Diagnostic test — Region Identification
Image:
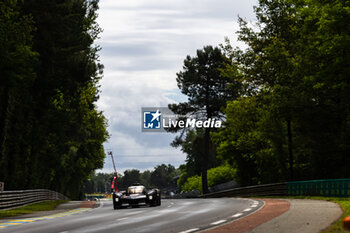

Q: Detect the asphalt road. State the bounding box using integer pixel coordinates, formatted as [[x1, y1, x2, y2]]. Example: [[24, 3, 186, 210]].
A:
[[0, 198, 262, 233]]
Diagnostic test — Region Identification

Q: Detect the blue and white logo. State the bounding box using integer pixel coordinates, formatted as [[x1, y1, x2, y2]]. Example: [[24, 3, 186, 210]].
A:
[[141, 107, 222, 132], [143, 109, 162, 129]]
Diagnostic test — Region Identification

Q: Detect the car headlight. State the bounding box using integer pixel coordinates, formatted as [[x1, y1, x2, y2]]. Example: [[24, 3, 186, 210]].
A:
[[115, 198, 119, 202], [148, 196, 153, 200]]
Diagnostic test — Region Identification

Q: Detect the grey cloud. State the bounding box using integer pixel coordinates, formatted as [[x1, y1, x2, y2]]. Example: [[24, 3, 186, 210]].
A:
[[101, 43, 157, 57]]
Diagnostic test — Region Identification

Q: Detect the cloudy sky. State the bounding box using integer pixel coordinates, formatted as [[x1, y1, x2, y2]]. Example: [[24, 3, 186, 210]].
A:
[[95, 0, 258, 173]]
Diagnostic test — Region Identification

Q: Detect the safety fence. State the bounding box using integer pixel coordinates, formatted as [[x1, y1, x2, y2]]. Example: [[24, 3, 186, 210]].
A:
[[203, 182, 287, 198], [0, 189, 68, 210], [202, 178, 350, 198], [288, 179, 350, 197]]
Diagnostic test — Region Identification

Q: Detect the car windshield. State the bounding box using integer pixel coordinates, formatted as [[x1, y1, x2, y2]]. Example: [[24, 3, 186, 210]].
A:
[[128, 186, 145, 194]]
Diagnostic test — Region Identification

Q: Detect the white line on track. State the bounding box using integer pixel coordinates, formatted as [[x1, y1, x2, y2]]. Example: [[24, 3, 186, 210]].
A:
[[179, 228, 199, 233], [243, 208, 252, 212], [125, 211, 145, 216], [251, 204, 258, 208], [167, 202, 175, 208], [116, 217, 128, 221], [210, 220, 227, 225], [232, 213, 243, 218]]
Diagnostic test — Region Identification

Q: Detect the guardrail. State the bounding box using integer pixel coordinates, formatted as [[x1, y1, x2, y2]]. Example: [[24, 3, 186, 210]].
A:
[[164, 190, 202, 199], [288, 179, 350, 197], [0, 189, 69, 210], [202, 178, 350, 198], [202, 183, 287, 198]]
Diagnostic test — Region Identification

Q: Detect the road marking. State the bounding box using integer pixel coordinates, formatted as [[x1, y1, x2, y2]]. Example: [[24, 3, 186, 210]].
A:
[[179, 228, 199, 233], [9, 219, 35, 222], [168, 202, 175, 208], [232, 213, 243, 218], [243, 208, 252, 212], [117, 217, 128, 221], [253, 201, 259, 205], [0, 223, 22, 225], [0, 208, 92, 229], [125, 210, 145, 216], [251, 204, 258, 208], [210, 220, 227, 225]]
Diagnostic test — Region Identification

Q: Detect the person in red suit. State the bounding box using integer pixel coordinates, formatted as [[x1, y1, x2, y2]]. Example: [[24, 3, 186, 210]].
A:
[[111, 176, 118, 192]]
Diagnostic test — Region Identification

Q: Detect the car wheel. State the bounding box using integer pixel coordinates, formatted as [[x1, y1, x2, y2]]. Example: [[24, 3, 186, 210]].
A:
[[113, 195, 121, 210], [113, 200, 122, 210]]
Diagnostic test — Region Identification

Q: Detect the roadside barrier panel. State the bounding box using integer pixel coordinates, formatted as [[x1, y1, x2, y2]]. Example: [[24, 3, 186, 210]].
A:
[[0, 189, 68, 210], [202, 183, 287, 198], [287, 179, 350, 197], [202, 179, 350, 198]]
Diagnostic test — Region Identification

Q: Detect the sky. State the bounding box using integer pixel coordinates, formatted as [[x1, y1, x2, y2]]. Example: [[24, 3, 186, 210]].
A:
[[95, 0, 258, 174]]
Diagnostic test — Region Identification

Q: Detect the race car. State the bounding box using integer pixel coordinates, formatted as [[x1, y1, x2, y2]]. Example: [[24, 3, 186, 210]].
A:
[[112, 183, 161, 209]]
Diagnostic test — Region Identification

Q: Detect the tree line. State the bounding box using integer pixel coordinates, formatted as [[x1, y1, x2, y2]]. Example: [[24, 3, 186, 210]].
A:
[[84, 164, 177, 193], [171, 0, 350, 193], [0, 0, 108, 199]]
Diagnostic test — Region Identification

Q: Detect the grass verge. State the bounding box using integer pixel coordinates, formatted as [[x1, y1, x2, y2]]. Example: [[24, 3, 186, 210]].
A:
[[0, 200, 68, 219], [248, 196, 350, 233], [302, 197, 350, 233]]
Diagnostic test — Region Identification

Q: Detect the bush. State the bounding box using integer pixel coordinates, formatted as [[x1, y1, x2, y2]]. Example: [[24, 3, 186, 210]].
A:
[[207, 164, 236, 186], [177, 171, 189, 188], [182, 175, 201, 192], [181, 164, 237, 192]]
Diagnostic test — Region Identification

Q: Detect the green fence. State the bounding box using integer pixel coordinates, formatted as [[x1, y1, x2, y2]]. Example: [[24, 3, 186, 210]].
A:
[[287, 179, 350, 197]]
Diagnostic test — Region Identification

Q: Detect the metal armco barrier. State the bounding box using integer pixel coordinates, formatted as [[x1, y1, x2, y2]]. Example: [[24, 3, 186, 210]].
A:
[[287, 179, 350, 197], [0, 189, 69, 210], [202, 178, 350, 198], [202, 183, 287, 198]]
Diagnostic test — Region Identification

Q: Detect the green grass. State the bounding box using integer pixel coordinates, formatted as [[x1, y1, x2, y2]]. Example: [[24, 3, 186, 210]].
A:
[[248, 196, 350, 233], [0, 200, 68, 219], [314, 197, 350, 233]]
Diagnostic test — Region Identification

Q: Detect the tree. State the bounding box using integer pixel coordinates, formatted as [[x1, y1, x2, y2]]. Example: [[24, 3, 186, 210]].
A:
[[120, 169, 141, 188], [214, 0, 350, 185], [169, 45, 241, 193], [150, 164, 176, 188], [178, 129, 220, 184], [140, 170, 151, 187], [0, 0, 38, 188], [0, 0, 108, 199], [213, 95, 289, 185]]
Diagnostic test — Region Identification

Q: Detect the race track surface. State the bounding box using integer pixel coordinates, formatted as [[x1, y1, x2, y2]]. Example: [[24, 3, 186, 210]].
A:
[[0, 198, 262, 233]]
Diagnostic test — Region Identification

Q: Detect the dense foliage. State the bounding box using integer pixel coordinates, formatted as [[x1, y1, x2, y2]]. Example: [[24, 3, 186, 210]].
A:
[[176, 0, 350, 190], [213, 0, 350, 185], [0, 0, 108, 199], [169, 45, 241, 193], [85, 164, 178, 193], [180, 164, 236, 192]]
